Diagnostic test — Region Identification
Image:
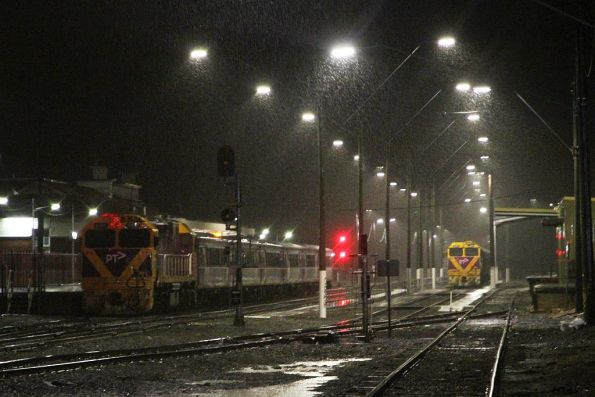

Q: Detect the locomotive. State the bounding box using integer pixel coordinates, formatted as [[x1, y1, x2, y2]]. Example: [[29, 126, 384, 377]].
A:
[[81, 213, 331, 315], [447, 241, 486, 286]]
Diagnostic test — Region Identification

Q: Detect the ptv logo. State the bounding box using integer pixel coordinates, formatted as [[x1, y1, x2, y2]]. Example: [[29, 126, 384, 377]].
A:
[[456, 256, 471, 266], [106, 251, 127, 264]]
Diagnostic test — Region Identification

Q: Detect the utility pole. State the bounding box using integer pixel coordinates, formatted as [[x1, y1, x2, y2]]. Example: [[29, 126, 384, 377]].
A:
[[417, 188, 423, 290], [317, 107, 327, 319], [406, 173, 412, 291], [488, 174, 496, 287], [575, 0, 594, 322], [233, 173, 244, 326], [357, 127, 369, 341], [384, 157, 392, 337]]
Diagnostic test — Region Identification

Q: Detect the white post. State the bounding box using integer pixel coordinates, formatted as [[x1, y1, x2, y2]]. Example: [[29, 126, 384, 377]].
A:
[[417, 268, 423, 290], [407, 268, 412, 292], [319, 270, 327, 318], [431, 267, 436, 289], [71, 204, 75, 286], [490, 267, 496, 288], [506, 267, 510, 283]]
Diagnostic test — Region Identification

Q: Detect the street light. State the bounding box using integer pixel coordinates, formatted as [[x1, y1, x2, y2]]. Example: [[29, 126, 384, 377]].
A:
[[376, 171, 385, 178], [480, 155, 490, 161], [473, 86, 492, 94], [0, 197, 7, 206], [478, 136, 489, 144], [456, 82, 471, 92], [189, 48, 208, 60], [330, 44, 356, 59], [88, 208, 98, 216], [50, 203, 61, 211], [480, 207, 488, 214], [332, 140, 344, 148], [284, 230, 293, 240], [437, 36, 456, 48], [389, 181, 397, 187], [410, 192, 418, 197], [467, 113, 480, 121], [466, 164, 476, 171], [302, 112, 315, 122], [465, 198, 472, 203], [255, 85, 271, 95], [353, 154, 360, 161]]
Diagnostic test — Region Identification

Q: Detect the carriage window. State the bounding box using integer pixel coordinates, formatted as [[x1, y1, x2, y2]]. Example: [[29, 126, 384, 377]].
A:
[[449, 248, 463, 256], [85, 230, 116, 248], [119, 229, 152, 248], [206, 248, 222, 267], [306, 255, 316, 267], [266, 252, 283, 267], [243, 249, 255, 267], [288, 254, 299, 267], [465, 247, 479, 256]]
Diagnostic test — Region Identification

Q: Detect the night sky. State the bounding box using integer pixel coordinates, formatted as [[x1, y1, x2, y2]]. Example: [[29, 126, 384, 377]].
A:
[[1, 1, 592, 267]]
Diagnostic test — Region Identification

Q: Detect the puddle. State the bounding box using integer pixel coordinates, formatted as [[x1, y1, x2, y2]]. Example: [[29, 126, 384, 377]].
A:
[[439, 287, 491, 312], [196, 358, 370, 397]]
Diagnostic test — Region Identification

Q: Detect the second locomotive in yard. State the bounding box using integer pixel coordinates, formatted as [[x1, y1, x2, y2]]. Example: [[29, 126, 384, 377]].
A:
[[447, 240, 488, 286], [81, 213, 329, 315]]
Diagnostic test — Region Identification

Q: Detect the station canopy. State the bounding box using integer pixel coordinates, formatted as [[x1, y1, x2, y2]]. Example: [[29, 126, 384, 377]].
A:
[[494, 207, 559, 226]]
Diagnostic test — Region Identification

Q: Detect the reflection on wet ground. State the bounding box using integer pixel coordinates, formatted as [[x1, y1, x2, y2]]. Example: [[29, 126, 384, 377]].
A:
[[195, 358, 370, 397]]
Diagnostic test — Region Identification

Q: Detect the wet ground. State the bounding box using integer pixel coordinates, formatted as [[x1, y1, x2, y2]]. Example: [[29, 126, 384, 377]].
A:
[[1, 286, 594, 396]]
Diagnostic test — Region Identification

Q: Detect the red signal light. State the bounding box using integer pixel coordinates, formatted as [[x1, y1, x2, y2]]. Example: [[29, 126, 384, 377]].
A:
[[334, 232, 350, 265]]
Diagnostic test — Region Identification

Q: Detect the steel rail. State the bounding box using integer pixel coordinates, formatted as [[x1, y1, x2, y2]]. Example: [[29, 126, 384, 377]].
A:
[[0, 337, 290, 377], [365, 288, 502, 397], [0, 296, 326, 351], [487, 296, 515, 397]]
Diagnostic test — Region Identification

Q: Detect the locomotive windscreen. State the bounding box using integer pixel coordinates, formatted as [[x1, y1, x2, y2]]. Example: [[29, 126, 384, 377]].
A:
[[119, 229, 152, 248], [85, 230, 116, 248], [465, 247, 479, 256], [449, 247, 463, 256]]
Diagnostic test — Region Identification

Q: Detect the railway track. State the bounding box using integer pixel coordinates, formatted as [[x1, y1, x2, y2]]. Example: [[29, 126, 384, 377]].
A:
[[0, 290, 470, 378], [0, 289, 454, 353], [340, 288, 515, 396], [0, 295, 324, 352]]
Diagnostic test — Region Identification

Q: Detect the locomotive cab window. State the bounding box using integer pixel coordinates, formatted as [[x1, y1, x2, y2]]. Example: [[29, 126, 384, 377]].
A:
[[465, 247, 479, 256], [449, 247, 463, 256], [119, 229, 152, 248], [85, 229, 116, 248]]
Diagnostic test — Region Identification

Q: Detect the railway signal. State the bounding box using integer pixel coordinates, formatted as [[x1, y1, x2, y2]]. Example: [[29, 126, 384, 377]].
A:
[[217, 145, 235, 177], [333, 232, 350, 265], [217, 145, 244, 326]]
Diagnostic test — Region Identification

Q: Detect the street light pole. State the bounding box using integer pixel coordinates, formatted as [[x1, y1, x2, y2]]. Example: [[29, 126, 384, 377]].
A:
[[384, 157, 392, 337], [317, 107, 327, 319], [357, 125, 369, 340], [488, 173, 496, 287], [406, 172, 412, 291]]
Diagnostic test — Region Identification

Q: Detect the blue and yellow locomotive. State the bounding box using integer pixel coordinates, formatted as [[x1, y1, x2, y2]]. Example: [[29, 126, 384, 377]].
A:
[[447, 241, 483, 286]]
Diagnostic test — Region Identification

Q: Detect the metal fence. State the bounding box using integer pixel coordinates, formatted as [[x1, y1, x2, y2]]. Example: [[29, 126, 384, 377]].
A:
[[0, 251, 80, 293]]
